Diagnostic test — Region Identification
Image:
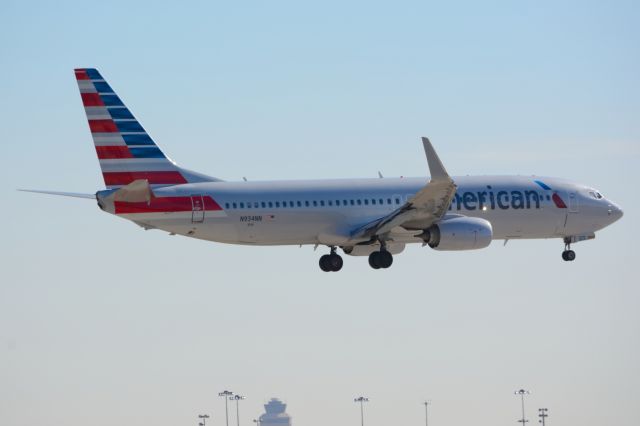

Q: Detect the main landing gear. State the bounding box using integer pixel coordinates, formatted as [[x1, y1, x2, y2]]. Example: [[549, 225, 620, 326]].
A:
[[317, 245, 394, 271], [368, 248, 393, 269], [319, 247, 343, 272], [562, 237, 576, 262]]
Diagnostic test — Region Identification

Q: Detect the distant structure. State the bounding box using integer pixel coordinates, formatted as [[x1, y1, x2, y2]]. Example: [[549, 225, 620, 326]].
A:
[[259, 398, 292, 426]]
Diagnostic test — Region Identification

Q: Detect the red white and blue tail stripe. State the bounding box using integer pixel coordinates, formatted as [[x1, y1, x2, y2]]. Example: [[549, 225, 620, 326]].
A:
[[75, 68, 219, 189]]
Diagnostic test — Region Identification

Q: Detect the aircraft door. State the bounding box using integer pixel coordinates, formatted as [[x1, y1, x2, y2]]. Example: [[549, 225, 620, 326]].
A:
[[191, 195, 205, 223], [560, 191, 579, 233], [568, 192, 579, 213]]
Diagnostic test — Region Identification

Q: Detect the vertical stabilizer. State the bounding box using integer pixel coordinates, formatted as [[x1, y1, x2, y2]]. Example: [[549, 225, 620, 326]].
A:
[[74, 68, 220, 188]]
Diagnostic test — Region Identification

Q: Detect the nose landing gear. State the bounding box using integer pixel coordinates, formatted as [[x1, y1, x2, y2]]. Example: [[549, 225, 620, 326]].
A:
[[319, 247, 343, 272], [562, 237, 576, 261]]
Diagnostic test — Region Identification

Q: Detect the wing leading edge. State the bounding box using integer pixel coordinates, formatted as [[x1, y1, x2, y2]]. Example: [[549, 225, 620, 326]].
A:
[[350, 137, 457, 241]]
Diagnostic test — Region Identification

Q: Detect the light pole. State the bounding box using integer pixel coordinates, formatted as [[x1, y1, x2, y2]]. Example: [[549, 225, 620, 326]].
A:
[[424, 401, 430, 426], [538, 408, 548, 426], [230, 394, 246, 426], [514, 389, 530, 426], [354, 396, 369, 426], [219, 390, 234, 426], [199, 414, 210, 426]]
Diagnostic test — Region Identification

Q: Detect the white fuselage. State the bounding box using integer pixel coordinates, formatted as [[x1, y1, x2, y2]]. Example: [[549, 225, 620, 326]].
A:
[[104, 175, 623, 247]]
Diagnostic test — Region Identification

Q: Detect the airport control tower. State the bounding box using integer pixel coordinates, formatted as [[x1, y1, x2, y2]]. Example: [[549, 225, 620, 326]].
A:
[[259, 398, 291, 426]]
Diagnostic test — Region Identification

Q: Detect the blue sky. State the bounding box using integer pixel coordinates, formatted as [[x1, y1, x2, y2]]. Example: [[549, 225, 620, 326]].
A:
[[1, 1, 639, 426]]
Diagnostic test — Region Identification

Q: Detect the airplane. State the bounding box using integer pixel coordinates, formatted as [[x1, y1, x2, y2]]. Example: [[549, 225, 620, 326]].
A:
[[21, 68, 624, 272]]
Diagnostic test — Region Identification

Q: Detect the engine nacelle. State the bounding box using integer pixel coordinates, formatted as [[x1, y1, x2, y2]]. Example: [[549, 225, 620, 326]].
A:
[[422, 217, 493, 251]]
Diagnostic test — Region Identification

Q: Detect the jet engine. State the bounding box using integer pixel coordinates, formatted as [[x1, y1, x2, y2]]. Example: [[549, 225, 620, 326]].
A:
[[420, 216, 492, 251]]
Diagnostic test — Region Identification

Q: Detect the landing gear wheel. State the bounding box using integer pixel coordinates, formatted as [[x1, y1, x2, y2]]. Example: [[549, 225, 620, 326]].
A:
[[378, 250, 393, 268], [562, 250, 576, 261], [368, 250, 393, 269], [368, 252, 381, 269], [328, 253, 343, 271], [319, 250, 344, 272], [319, 254, 332, 272]]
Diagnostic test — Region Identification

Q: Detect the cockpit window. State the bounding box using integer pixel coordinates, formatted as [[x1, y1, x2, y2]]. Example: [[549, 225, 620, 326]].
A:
[[589, 191, 604, 200]]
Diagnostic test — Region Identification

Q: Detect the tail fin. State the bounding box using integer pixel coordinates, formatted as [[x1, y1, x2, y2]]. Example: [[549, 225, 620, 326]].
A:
[[74, 68, 220, 188]]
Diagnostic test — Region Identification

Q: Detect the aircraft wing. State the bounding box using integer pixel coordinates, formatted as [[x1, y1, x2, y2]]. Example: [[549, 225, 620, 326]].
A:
[[350, 137, 457, 241]]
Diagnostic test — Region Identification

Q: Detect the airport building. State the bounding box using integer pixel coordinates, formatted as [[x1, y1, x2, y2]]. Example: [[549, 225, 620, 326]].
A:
[[259, 398, 291, 426]]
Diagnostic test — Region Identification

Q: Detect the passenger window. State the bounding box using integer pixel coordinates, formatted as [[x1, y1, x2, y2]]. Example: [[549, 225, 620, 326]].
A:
[[240, 202, 245, 208], [395, 198, 400, 204], [387, 198, 391, 204], [320, 200, 325, 207], [328, 200, 333, 206], [254, 202, 259, 208], [357, 199, 362, 205], [364, 199, 369, 205], [343, 200, 348, 205], [305, 200, 310, 207], [246, 203, 250, 209], [350, 200, 355, 205], [225, 202, 230, 209], [313, 200, 317, 207], [371, 199, 376, 205], [336, 200, 340, 206], [297, 201, 302, 207], [268, 202, 273, 208], [261, 202, 266, 208], [379, 198, 383, 205], [232, 202, 237, 209], [276, 202, 280, 208]]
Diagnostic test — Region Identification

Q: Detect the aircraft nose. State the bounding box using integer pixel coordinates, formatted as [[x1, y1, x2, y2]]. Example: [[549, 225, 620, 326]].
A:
[[607, 202, 623, 223]]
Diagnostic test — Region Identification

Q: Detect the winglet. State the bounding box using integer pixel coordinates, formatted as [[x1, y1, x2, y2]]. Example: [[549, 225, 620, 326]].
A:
[[421, 137, 450, 180]]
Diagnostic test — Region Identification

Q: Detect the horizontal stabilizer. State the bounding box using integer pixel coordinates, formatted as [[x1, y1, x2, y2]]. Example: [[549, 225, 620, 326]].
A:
[[18, 189, 96, 199]]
